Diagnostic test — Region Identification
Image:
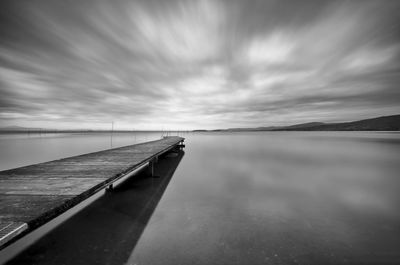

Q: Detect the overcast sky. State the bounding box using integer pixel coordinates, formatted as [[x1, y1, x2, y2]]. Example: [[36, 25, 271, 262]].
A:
[[0, 0, 399, 130]]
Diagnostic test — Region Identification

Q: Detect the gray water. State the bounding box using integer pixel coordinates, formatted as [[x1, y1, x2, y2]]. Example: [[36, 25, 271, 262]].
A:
[[1, 131, 400, 264], [0, 131, 165, 171]]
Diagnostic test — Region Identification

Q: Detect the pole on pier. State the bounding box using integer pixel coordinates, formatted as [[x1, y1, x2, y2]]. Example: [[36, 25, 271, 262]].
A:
[[110, 121, 114, 148]]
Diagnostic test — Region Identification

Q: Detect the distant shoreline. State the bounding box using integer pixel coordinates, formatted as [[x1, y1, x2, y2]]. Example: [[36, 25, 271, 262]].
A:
[[195, 114, 400, 132], [0, 130, 187, 134], [2, 114, 399, 133]]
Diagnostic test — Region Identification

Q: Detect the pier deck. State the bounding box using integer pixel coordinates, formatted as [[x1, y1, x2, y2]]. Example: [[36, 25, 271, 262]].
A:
[[0, 136, 184, 250]]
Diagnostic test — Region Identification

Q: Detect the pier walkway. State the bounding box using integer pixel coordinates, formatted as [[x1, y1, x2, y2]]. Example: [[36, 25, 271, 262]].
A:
[[0, 136, 184, 250]]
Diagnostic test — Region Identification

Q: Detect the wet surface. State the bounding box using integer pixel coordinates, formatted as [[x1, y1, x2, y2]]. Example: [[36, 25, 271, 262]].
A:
[[2, 132, 400, 264]]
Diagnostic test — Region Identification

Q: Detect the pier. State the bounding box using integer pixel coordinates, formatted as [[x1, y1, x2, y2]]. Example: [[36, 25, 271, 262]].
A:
[[0, 136, 184, 250]]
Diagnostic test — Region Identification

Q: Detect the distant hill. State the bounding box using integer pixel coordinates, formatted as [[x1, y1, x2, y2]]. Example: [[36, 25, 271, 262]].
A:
[[206, 114, 400, 132], [282, 122, 325, 130], [278, 115, 400, 131]]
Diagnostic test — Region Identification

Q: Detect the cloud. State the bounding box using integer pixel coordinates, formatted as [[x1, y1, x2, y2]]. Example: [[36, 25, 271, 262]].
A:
[[243, 32, 295, 65], [0, 0, 399, 129], [342, 46, 399, 73], [131, 0, 225, 62]]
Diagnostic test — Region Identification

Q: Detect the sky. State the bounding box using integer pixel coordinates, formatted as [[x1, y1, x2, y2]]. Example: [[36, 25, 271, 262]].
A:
[[0, 0, 399, 130]]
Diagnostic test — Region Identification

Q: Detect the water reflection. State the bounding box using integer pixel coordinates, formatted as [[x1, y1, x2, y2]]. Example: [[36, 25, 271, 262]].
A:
[[5, 150, 184, 265], [2, 132, 400, 264], [127, 132, 400, 265]]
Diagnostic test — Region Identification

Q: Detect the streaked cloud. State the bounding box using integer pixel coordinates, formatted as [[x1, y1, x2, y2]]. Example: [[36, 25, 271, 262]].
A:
[[0, 0, 399, 130], [244, 32, 295, 65], [131, 0, 225, 62], [342, 46, 399, 73]]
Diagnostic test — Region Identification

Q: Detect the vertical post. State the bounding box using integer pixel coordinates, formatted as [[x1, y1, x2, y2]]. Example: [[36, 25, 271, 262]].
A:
[[148, 159, 154, 177], [110, 121, 114, 148], [106, 183, 114, 192]]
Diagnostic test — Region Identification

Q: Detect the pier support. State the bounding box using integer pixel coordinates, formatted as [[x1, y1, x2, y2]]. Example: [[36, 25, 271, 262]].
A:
[[147, 159, 155, 177], [177, 141, 185, 150], [105, 184, 114, 192]]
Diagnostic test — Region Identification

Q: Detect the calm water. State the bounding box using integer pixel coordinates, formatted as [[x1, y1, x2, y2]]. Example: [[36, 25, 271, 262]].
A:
[[0, 132, 165, 171], [1, 132, 400, 264]]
